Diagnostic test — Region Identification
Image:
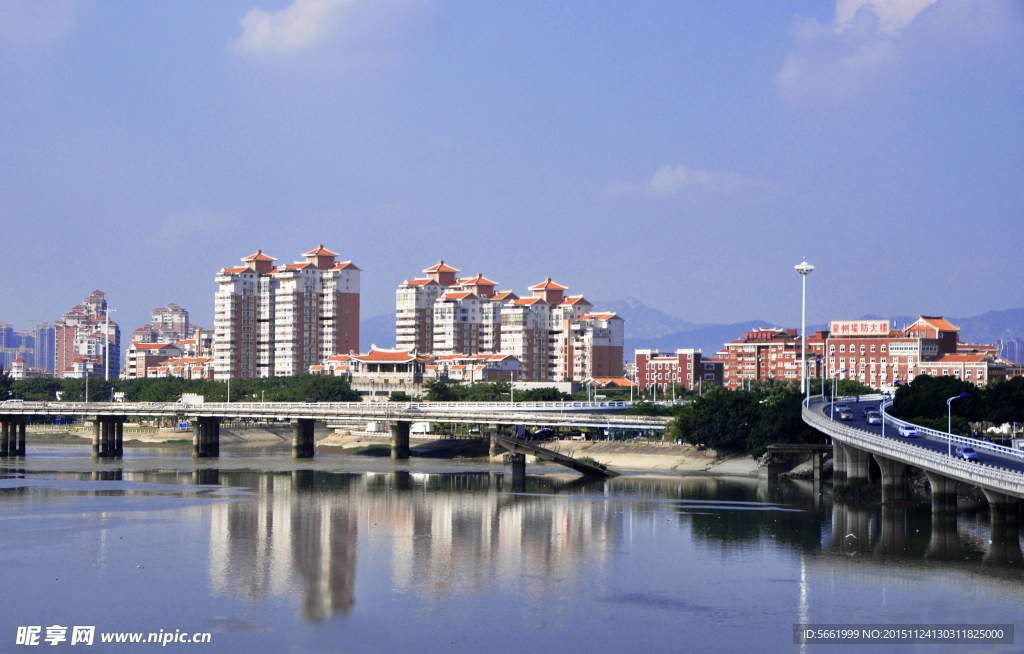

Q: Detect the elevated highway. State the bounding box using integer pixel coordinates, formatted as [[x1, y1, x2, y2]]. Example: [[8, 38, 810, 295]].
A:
[[802, 394, 1024, 545]]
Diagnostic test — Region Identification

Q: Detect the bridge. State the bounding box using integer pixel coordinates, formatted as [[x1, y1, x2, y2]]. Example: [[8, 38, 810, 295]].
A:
[[0, 401, 666, 475], [802, 394, 1024, 545]]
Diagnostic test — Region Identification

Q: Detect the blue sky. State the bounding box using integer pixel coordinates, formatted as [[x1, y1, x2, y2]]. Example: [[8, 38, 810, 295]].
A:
[[1, 0, 1021, 335]]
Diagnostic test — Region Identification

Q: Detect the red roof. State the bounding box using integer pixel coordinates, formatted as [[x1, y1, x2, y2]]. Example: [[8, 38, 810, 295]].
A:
[[560, 295, 591, 306], [219, 267, 247, 274], [402, 278, 440, 287], [511, 297, 546, 306], [583, 312, 620, 321], [423, 260, 459, 274], [242, 249, 276, 262], [332, 261, 360, 271], [131, 343, 179, 351], [491, 291, 518, 301], [303, 244, 338, 257], [278, 262, 317, 271], [354, 348, 418, 363], [528, 277, 568, 291], [907, 316, 960, 333], [441, 291, 476, 301], [459, 273, 498, 286], [933, 354, 989, 363], [12, 357, 25, 364], [593, 377, 637, 388]]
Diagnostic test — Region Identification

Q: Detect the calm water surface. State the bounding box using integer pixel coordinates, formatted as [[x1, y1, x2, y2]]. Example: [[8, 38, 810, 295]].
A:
[[2, 445, 1023, 653]]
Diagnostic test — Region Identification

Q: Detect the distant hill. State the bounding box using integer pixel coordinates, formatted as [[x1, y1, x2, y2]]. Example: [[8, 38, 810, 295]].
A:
[[591, 298, 703, 339], [360, 303, 1024, 363], [359, 313, 395, 352], [948, 308, 1024, 345]]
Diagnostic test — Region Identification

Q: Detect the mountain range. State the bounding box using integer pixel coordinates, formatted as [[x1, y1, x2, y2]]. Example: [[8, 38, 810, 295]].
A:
[[360, 303, 1024, 363]]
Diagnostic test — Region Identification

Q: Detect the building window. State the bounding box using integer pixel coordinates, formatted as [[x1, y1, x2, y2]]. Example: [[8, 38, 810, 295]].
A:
[[871, 345, 876, 353], [840, 345, 845, 353]]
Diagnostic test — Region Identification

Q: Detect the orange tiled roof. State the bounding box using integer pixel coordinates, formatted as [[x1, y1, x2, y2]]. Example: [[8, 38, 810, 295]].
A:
[[933, 353, 989, 363], [560, 295, 591, 306], [528, 277, 568, 291], [511, 297, 546, 306], [593, 377, 637, 388], [278, 262, 317, 271], [242, 249, 276, 262], [459, 273, 498, 286], [423, 260, 459, 274], [220, 267, 247, 274], [583, 312, 620, 321], [303, 244, 338, 257], [907, 315, 960, 333], [440, 291, 476, 301], [491, 291, 518, 301], [402, 278, 440, 287], [332, 261, 360, 271], [131, 343, 178, 351], [354, 348, 417, 363]]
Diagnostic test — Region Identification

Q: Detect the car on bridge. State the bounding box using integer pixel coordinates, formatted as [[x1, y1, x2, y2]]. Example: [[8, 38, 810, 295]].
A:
[[865, 411, 882, 425], [898, 425, 918, 438], [834, 403, 849, 413], [862, 406, 878, 417], [838, 409, 853, 421], [955, 446, 979, 462]]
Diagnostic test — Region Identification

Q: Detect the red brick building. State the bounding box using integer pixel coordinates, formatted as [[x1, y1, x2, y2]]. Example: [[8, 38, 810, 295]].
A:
[[635, 348, 723, 393], [717, 328, 827, 390]]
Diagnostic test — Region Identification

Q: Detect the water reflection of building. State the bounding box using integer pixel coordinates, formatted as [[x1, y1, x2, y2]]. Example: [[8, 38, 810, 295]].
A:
[[208, 472, 359, 622]]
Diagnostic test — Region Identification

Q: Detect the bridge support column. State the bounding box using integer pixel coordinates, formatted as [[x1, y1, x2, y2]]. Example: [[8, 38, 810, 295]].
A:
[[874, 454, 907, 502], [926, 510, 959, 560], [832, 442, 846, 483], [489, 424, 500, 458], [0, 419, 9, 457], [923, 471, 958, 515], [391, 421, 410, 460], [115, 419, 124, 457], [981, 489, 1023, 565], [92, 419, 101, 458], [104, 419, 115, 456], [842, 444, 870, 484], [292, 419, 314, 459], [812, 452, 822, 484], [503, 453, 526, 492], [876, 505, 908, 556], [193, 418, 220, 458]]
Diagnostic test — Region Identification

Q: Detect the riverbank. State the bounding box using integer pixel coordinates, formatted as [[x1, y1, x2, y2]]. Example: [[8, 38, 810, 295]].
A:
[[320, 432, 758, 476]]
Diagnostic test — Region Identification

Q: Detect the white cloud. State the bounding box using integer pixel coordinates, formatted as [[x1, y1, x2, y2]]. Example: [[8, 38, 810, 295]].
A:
[[0, 0, 88, 47], [777, 0, 1019, 103], [606, 165, 772, 199], [834, 0, 938, 35], [231, 0, 356, 56]]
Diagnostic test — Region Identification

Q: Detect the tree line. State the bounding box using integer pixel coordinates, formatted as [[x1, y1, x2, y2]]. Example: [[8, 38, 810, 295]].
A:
[[888, 374, 1024, 435]]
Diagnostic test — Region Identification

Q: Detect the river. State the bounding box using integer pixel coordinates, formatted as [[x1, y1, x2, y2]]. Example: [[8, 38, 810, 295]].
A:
[[1, 445, 1022, 652]]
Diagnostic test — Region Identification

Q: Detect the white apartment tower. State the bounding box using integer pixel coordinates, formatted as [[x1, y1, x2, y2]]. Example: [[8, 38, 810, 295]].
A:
[[214, 246, 360, 379]]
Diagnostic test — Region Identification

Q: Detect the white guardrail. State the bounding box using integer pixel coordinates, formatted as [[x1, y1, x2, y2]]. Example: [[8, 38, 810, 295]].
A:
[[879, 398, 1024, 462], [803, 400, 1024, 491], [2, 400, 631, 412]]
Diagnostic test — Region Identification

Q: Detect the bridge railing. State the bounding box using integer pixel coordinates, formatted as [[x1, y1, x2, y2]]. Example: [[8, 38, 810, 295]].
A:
[[804, 402, 1024, 490], [5, 400, 632, 412], [878, 398, 1024, 461]]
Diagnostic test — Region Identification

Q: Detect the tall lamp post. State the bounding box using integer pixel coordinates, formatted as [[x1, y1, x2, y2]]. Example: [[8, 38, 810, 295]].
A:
[[947, 392, 968, 458], [795, 260, 814, 400], [105, 309, 117, 381]]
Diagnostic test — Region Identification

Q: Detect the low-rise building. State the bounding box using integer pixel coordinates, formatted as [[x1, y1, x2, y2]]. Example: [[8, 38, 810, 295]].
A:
[[637, 348, 724, 393], [126, 342, 184, 379]]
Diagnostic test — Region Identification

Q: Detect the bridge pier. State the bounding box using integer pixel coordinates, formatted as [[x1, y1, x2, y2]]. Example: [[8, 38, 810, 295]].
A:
[[489, 424, 500, 458], [982, 489, 1023, 565], [832, 442, 846, 482], [503, 453, 526, 492], [842, 444, 870, 484], [923, 471, 958, 515], [114, 419, 123, 457], [292, 419, 314, 459], [874, 454, 907, 502], [0, 419, 9, 456], [13, 419, 26, 456], [926, 510, 960, 560], [391, 420, 410, 460], [192, 418, 221, 458], [875, 505, 908, 556], [91, 418, 119, 458]]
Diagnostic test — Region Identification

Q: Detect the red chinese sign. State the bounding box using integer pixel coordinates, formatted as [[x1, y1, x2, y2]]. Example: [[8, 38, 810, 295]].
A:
[[829, 320, 890, 336]]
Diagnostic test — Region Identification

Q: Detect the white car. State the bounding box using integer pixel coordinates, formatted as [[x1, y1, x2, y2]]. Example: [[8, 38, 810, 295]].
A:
[[898, 425, 918, 438], [866, 412, 882, 425]]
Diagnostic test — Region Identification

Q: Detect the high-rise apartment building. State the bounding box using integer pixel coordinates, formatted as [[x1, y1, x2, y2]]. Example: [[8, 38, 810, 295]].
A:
[[213, 245, 360, 379], [395, 264, 624, 383], [54, 291, 120, 378], [0, 321, 55, 373]]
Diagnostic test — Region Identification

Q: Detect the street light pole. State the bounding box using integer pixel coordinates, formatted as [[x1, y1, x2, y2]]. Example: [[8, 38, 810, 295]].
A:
[[831, 370, 846, 421], [947, 392, 968, 458], [795, 260, 814, 400]]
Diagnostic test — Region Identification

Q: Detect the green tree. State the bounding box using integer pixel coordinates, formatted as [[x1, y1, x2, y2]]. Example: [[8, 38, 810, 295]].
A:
[[891, 374, 984, 423], [389, 391, 412, 402], [423, 378, 461, 402], [984, 377, 1024, 426], [669, 387, 762, 452], [746, 387, 826, 457]]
